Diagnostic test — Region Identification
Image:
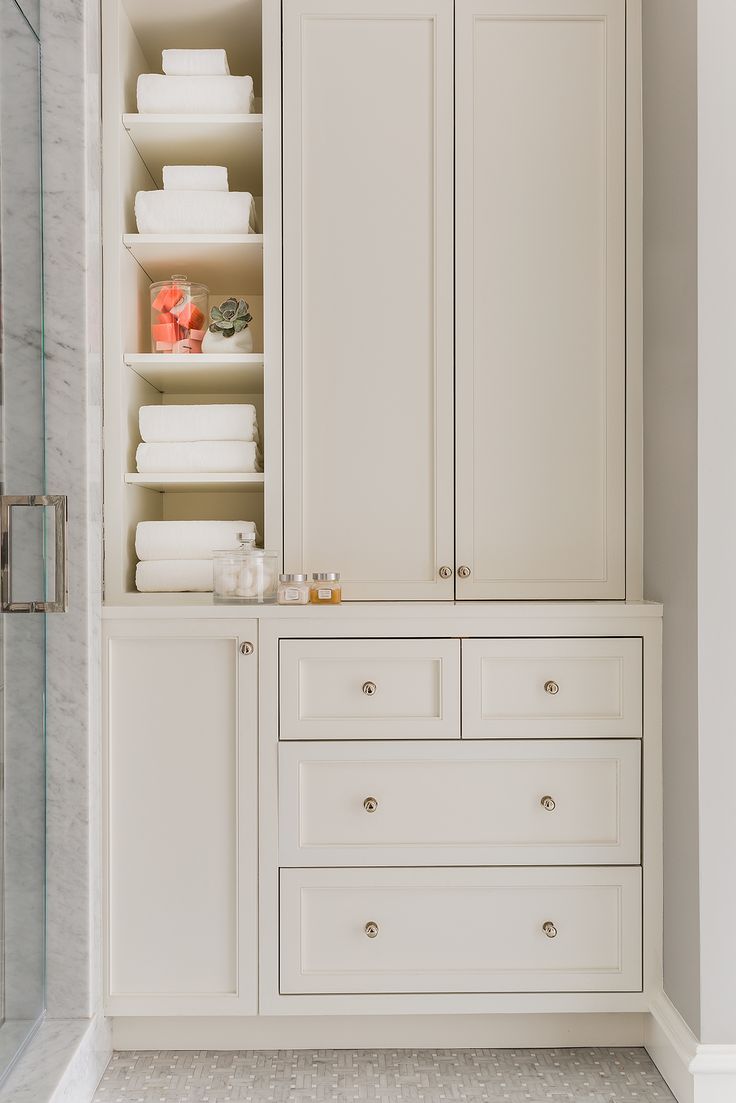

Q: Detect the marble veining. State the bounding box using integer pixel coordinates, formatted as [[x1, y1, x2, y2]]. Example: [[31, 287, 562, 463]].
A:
[[41, 0, 104, 1024]]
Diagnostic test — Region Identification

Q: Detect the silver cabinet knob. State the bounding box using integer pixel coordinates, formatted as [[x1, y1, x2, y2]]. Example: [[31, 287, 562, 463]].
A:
[[240, 641, 254, 656], [364, 921, 379, 938], [362, 681, 377, 696], [438, 565, 452, 579], [363, 796, 379, 813], [541, 795, 556, 811], [542, 921, 558, 939], [457, 565, 471, 579], [544, 680, 559, 695]]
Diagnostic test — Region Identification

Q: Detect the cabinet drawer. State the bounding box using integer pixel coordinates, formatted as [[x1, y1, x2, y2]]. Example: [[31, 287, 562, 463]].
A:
[[279, 639, 461, 740], [278, 739, 640, 866], [280, 867, 642, 994], [462, 638, 642, 738]]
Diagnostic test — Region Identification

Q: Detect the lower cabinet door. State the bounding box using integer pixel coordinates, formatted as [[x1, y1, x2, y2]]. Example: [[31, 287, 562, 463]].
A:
[[280, 867, 642, 994], [104, 619, 258, 1015], [279, 739, 641, 866]]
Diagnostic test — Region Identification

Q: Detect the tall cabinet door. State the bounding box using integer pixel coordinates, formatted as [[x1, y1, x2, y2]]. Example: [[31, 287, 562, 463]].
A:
[[283, 0, 454, 600], [455, 0, 626, 599]]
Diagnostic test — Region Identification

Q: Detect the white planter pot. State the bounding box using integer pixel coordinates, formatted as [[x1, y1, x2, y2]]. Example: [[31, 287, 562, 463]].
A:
[[201, 327, 254, 354]]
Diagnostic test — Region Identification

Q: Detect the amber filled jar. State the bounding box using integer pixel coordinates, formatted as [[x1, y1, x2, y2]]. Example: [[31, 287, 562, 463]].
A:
[[310, 572, 342, 604]]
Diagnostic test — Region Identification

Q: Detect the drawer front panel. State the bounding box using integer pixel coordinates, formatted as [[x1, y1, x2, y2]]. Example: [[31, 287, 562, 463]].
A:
[[462, 638, 642, 738], [279, 740, 641, 866], [280, 867, 642, 994], [279, 639, 461, 740]]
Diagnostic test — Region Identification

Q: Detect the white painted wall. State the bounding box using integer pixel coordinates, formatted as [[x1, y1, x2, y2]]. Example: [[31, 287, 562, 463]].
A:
[[696, 0, 736, 1047], [642, 0, 700, 1037]]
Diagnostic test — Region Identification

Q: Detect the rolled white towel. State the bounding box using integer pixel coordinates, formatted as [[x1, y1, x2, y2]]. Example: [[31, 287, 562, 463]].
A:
[[136, 74, 254, 114], [136, 559, 214, 593], [134, 190, 255, 235], [139, 404, 258, 444], [135, 440, 261, 473], [162, 49, 230, 76], [135, 520, 258, 562], [163, 165, 229, 192]]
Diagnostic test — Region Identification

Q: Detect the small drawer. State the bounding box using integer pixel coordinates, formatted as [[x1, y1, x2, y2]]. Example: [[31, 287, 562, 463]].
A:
[[280, 867, 642, 994], [279, 639, 460, 740], [462, 638, 642, 738], [278, 739, 641, 866]]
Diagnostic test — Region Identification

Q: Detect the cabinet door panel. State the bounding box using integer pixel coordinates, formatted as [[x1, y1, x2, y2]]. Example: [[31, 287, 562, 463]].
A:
[[455, 0, 626, 598], [283, 0, 454, 600], [104, 619, 257, 1015]]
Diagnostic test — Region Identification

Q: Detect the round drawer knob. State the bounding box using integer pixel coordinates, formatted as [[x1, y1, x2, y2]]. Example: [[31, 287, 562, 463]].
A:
[[362, 681, 377, 696], [438, 565, 452, 579], [240, 641, 254, 656], [364, 921, 379, 939], [544, 680, 559, 695], [542, 921, 558, 939], [540, 795, 556, 811], [363, 796, 379, 813], [457, 565, 471, 579]]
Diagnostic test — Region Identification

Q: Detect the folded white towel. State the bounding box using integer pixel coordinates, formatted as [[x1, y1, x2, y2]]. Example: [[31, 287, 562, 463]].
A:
[[139, 404, 258, 444], [162, 49, 230, 77], [135, 440, 261, 473], [135, 520, 258, 562], [136, 559, 214, 593], [163, 165, 229, 192], [136, 74, 254, 114], [134, 190, 255, 235]]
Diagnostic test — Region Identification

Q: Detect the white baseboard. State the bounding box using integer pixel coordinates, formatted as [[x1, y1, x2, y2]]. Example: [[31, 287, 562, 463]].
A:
[[112, 1011, 645, 1051], [646, 991, 736, 1103]]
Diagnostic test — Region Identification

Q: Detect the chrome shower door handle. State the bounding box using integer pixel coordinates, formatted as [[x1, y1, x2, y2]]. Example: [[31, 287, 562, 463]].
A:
[[1, 494, 68, 612]]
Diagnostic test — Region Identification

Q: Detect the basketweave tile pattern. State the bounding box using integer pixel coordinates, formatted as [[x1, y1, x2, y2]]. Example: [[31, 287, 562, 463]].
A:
[[93, 1048, 675, 1102]]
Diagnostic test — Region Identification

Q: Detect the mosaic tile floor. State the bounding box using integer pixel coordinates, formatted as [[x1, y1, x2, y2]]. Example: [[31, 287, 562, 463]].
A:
[[93, 1048, 676, 1102]]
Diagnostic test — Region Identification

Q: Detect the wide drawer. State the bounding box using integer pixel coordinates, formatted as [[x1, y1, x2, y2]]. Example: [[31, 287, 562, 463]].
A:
[[280, 867, 643, 994], [462, 638, 643, 738], [278, 739, 641, 866], [279, 639, 461, 740]]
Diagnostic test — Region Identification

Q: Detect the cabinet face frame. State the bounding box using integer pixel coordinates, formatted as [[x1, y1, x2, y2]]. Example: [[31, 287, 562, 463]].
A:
[[103, 618, 258, 1016], [258, 605, 661, 1016], [281, 0, 455, 601]]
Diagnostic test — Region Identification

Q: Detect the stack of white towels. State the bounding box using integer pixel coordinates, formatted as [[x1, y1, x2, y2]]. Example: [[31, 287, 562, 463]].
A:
[[135, 164, 256, 236], [136, 49, 254, 114], [135, 520, 258, 593], [136, 404, 262, 474]]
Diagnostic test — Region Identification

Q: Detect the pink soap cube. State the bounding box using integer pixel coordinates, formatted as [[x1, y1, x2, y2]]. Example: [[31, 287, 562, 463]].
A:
[[176, 302, 205, 331], [151, 284, 184, 313], [152, 321, 181, 343], [173, 338, 202, 355], [188, 328, 206, 341], [155, 341, 174, 351]]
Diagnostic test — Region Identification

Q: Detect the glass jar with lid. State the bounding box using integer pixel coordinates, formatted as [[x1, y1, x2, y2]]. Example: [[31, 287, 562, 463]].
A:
[[213, 532, 278, 604], [277, 573, 310, 605], [310, 572, 342, 604], [150, 273, 208, 354]]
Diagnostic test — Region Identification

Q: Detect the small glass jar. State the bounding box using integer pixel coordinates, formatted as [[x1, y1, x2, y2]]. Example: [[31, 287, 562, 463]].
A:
[[277, 573, 311, 605], [310, 572, 342, 604], [213, 532, 278, 604], [150, 274, 208, 354]]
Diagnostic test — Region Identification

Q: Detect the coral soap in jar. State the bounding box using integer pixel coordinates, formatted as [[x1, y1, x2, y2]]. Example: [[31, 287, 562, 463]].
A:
[[150, 274, 208, 354], [310, 572, 342, 604]]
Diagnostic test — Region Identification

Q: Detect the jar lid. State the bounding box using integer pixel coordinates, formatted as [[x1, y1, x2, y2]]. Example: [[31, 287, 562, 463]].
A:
[[280, 573, 308, 582], [313, 572, 340, 581]]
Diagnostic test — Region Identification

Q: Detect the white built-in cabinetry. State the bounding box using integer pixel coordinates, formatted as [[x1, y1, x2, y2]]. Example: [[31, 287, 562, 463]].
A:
[[101, 0, 659, 1045], [283, 0, 635, 601]]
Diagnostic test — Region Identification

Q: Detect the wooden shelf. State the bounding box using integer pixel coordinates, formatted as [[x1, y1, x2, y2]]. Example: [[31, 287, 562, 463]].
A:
[[125, 353, 264, 394], [125, 472, 265, 493], [123, 114, 263, 192], [123, 234, 263, 288]]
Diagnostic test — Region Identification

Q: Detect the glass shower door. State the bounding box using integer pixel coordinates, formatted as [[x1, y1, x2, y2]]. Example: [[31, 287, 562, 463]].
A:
[[0, 0, 67, 1082]]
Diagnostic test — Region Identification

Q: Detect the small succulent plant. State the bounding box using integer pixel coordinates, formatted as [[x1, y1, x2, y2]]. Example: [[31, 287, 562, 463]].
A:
[[208, 297, 253, 338]]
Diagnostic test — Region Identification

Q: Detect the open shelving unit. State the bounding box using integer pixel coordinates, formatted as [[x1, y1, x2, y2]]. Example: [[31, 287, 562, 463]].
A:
[[102, 0, 282, 604]]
